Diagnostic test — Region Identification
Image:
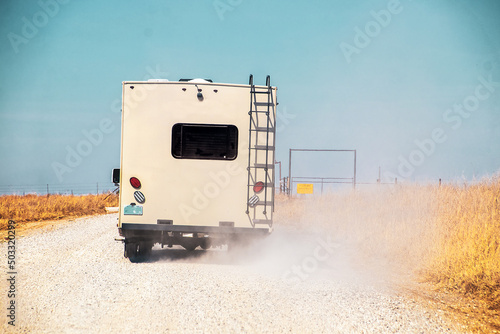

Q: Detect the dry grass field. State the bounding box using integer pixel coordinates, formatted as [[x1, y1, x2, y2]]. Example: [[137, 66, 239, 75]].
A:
[[426, 178, 499, 302], [0, 193, 119, 232], [424, 178, 500, 332]]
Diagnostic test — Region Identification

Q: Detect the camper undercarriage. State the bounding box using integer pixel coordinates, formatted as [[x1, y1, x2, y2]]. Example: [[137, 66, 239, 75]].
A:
[[119, 224, 270, 260]]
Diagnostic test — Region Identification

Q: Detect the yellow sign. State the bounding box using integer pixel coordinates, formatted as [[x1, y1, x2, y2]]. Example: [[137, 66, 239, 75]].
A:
[[297, 183, 313, 194]]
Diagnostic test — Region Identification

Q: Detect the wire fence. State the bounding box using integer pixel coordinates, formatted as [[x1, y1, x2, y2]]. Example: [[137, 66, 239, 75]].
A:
[[277, 176, 399, 195], [0, 177, 442, 196], [0, 182, 118, 196]]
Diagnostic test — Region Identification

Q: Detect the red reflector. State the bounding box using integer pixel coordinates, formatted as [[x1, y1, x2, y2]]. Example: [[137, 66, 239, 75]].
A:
[[253, 181, 265, 193], [130, 177, 141, 189]]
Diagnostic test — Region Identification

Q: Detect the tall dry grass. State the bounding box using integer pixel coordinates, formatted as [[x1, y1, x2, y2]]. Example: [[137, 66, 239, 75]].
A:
[[424, 178, 500, 310], [0, 193, 119, 230]]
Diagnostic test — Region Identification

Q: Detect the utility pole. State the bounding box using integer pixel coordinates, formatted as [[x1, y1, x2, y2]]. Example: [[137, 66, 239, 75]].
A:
[[275, 160, 281, 184], [353, 150, 357, 189], [288, 149, 292, 196]]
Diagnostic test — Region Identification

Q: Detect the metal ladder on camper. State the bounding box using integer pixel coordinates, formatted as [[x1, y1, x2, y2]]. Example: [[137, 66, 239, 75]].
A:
[[246, 75, 276, 227]]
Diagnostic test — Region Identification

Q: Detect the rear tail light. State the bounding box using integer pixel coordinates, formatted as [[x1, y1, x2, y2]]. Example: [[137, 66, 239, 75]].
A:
[[253, 181, 264, 193], [130, 177, 141, 189]]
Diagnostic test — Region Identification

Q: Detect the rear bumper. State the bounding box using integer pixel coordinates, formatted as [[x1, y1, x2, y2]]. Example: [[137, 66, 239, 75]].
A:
[[120, 223, 271, 236], [118, 223, 271, 248]]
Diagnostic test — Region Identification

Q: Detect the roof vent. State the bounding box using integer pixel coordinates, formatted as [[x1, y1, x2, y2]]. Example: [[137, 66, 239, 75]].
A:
[[179, 78, 213, 83]]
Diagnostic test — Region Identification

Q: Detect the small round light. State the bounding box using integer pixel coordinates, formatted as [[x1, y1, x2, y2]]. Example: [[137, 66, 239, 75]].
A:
[[253, 181, 265, 193], [130, 177, 141, 189]]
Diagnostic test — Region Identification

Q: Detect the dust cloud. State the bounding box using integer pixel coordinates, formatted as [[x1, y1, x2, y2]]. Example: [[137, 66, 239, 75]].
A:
[[151, 186, 441, 289]]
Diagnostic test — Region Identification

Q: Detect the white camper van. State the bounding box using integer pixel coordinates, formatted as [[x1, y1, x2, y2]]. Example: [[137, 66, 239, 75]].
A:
[[115, 75, 277, 260]]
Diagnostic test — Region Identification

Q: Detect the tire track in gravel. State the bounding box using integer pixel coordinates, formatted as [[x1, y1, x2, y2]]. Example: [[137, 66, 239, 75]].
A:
[[1, 214, 465, 333]]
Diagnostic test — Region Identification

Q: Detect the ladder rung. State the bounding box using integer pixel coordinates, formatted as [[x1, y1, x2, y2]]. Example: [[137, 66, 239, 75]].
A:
[[252, 201, 273, 206], [252, 91, 270, 94], [250, 110, 270, 114], [253, 145, 274, 150], [254, 102, 275, 107], [253, 164, 274, 169], [253, 219, 272, 224], [253, 127, 275, 131]]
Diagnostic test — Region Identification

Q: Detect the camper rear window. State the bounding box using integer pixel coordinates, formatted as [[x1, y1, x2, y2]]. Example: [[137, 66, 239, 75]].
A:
[[171, 124, 238, 160]]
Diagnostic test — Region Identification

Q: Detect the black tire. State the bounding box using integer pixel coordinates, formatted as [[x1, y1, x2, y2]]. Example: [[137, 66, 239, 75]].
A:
[[199, 239, 211, 250], [182, 244, 198, 251], [138, 242, 153, 257], [125, 242, 139, 259], [125, 242, 153, 262], [180, 239, 199, 251]]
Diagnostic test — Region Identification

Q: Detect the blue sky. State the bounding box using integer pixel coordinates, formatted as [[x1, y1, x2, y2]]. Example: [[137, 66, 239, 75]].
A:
[[1, 0, 499, 192]]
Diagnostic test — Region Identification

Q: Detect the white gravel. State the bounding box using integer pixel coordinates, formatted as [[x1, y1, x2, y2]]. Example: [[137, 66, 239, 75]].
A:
[[1, 214, 465, 333]]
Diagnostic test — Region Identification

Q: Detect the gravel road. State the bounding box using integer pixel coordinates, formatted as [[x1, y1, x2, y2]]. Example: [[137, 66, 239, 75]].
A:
[[1, 214, 464, 333]]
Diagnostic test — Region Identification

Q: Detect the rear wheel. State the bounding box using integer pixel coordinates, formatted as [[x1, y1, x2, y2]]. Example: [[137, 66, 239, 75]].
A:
[[199, 239, 211, 250], [124, 242, 139, 259], [180, 238, 199, 251], [138, 242, 153, 257], [124, 242, 152, 262]]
